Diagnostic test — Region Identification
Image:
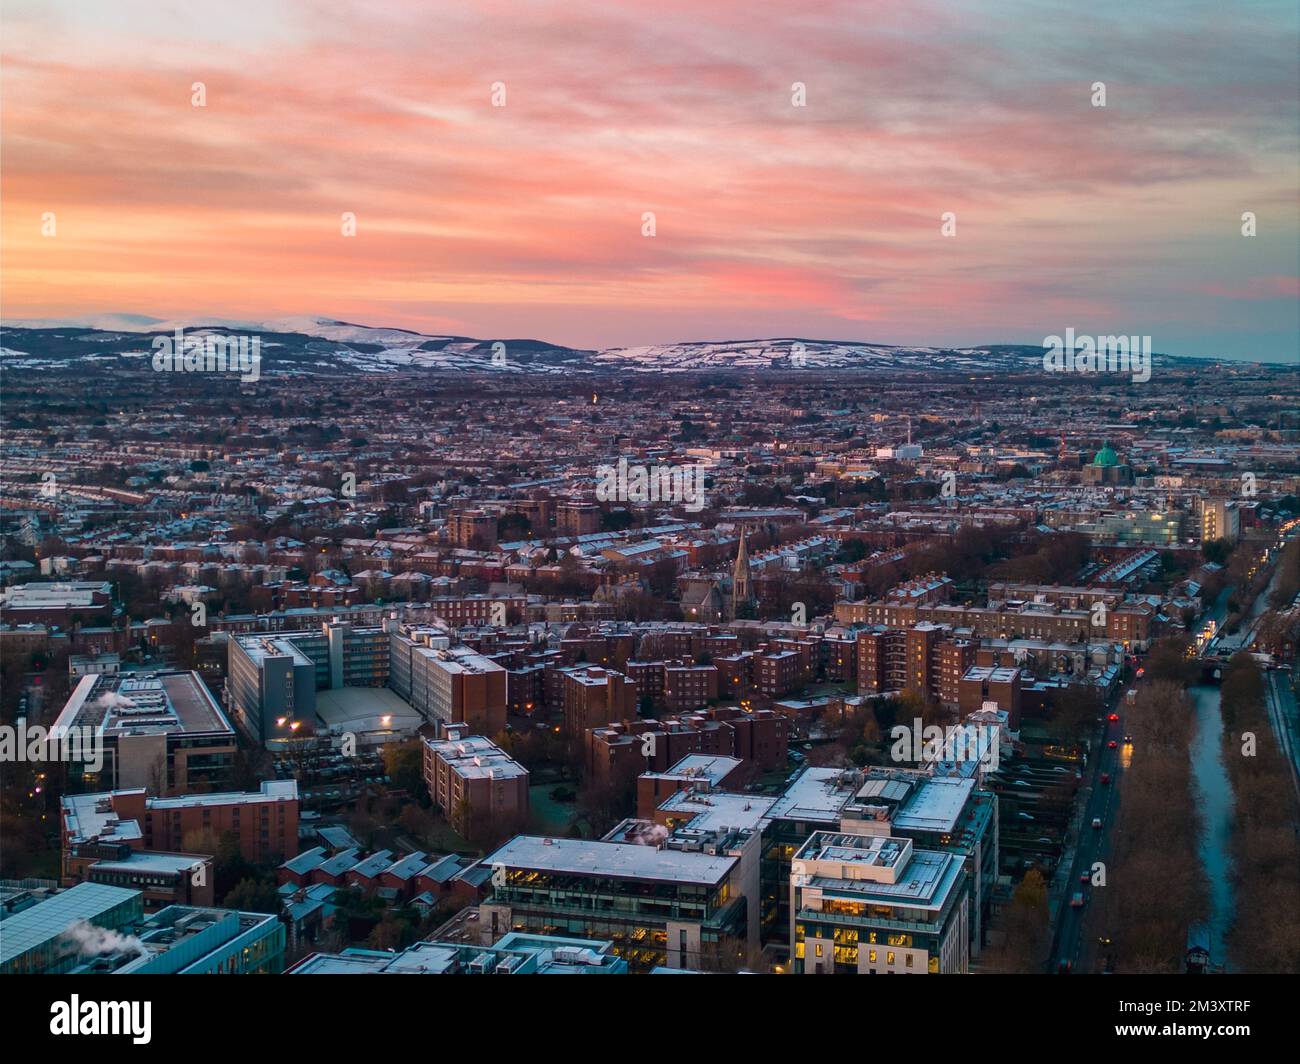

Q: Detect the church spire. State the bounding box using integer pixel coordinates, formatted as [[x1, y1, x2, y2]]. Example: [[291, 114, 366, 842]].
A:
[[731, 529, 754, 617]]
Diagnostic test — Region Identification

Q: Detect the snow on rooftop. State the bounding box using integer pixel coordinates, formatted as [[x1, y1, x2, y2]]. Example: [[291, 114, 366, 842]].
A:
[[486, 835, 737, 886]]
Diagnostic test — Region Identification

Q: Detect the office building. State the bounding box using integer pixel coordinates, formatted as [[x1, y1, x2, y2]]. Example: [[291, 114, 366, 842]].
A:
[[480, 832, 754, 972], [50, 671, 237, 795], [790, 831, 969, 974]]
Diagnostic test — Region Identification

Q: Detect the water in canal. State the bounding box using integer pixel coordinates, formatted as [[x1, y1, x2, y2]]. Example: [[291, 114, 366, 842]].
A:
[[1189, 684, 1235, 970]]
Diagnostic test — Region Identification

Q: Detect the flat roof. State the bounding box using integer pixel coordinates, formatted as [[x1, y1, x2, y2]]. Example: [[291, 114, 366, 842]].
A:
[[52, 671, 234, 739], [425, 735, 528, 781], [652, 754, 743, 785], [149, 779, 297, 810], [766, 767, 856, 823], [486, 835, 737, 886], [314, 686, 423, 733], [893, 776, 976, 834], [0, 882, 140, 966], [92, 852, 205, 875], [657, 791, 776, 833], [799, 832, 963, 910], [61, 791, 146, 845], [232, 633, 315, 667]]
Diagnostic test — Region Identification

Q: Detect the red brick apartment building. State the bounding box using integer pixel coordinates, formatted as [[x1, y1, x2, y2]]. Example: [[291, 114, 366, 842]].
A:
[[958, 666, 1024, 727], [839, 598, 1152, 648], [756, 649, 801, 699], [448, 509, 498, 550], [423, 728, 530, 838], [586, 707, 788, 791], [61, 780, 299, 883], [857, 625, 976, 706], [556, 500, 602, 537], [562, 666, 638, 736]]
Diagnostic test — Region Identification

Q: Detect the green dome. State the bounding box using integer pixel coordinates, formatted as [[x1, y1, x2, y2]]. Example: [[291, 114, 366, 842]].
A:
[[1093, 442, 1119, 467]]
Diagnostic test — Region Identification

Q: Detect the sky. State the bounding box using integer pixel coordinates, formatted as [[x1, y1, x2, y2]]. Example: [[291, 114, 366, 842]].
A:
[[3, 0, 1298, 360]]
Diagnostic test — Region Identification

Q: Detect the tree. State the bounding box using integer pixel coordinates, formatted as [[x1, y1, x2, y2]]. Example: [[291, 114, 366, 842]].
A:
[[382, 739, 426, 799], [984, 868, 1050, 972], [225, 876, 280, 915], [1201, 538, 1231, 565]]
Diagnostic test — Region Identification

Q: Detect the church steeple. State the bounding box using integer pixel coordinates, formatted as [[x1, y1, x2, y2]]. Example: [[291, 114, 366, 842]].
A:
[[731, 529, 754, 618]]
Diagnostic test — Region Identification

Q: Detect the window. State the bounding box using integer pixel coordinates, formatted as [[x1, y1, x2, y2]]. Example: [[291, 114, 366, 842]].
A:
[[814, 943, 823, 958]]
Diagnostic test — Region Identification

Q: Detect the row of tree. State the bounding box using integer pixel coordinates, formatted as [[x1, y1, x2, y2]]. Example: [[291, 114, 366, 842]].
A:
[[1091, 679, 1207, 971], [1219, 653, 1300, 972]]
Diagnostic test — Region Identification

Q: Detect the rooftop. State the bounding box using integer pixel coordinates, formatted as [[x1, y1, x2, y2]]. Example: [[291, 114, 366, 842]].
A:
[[486, 835, 738, 886], [51, 671, 234, 739], [766, 767, 857, 824], [0, 882, 140, 968]]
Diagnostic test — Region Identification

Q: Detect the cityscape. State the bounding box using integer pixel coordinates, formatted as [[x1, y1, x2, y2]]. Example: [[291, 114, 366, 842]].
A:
[[1, 0, 1297, 1044]]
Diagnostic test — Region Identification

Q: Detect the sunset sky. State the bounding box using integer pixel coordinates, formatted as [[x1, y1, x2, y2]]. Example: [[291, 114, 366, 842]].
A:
[[3, 0, 1298, 360]]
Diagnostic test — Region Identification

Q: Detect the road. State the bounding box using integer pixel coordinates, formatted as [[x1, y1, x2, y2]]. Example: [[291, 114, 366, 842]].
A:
[[1050, 708, 1126, 972], [1264, 668, 1300, 801]]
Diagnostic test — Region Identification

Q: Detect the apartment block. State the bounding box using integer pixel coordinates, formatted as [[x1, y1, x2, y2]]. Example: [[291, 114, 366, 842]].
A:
[[61, 780, 300, 880], [423, 728, 530, 839]]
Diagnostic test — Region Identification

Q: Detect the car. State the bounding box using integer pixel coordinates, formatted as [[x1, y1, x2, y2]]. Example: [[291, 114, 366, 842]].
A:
[[1108, 713, 1119, 722], [1100, 772, 1111, 785], [1079, 872, 1091, 885], [1057, 959, 1073, 974], [1091, 817, 1103, 829], [1017, 812, 1034, 820], [1123, 734, 1133, 743], [1107, 740, 1118, 749], [1012, 780, 1031, 787], [1070, 891, 1086, 908]]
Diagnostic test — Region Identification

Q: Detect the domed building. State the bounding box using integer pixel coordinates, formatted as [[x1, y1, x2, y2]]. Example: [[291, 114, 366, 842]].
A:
[[1082, 440, 1133, 485]]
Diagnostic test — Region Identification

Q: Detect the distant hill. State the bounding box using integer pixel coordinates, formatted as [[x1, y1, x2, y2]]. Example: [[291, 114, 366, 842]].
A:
[[0, 316, 1220, 376]]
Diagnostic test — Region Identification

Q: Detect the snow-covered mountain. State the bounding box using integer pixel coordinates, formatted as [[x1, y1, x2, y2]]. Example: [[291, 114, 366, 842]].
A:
[[0, 317, 1205, 375]]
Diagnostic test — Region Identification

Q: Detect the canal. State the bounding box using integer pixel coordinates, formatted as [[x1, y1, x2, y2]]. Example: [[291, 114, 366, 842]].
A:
[[1189, 683, 1234, 971]]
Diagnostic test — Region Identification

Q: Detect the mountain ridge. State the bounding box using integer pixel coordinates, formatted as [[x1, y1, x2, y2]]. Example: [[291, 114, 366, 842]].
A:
[[0, 316, 1233, 375]]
